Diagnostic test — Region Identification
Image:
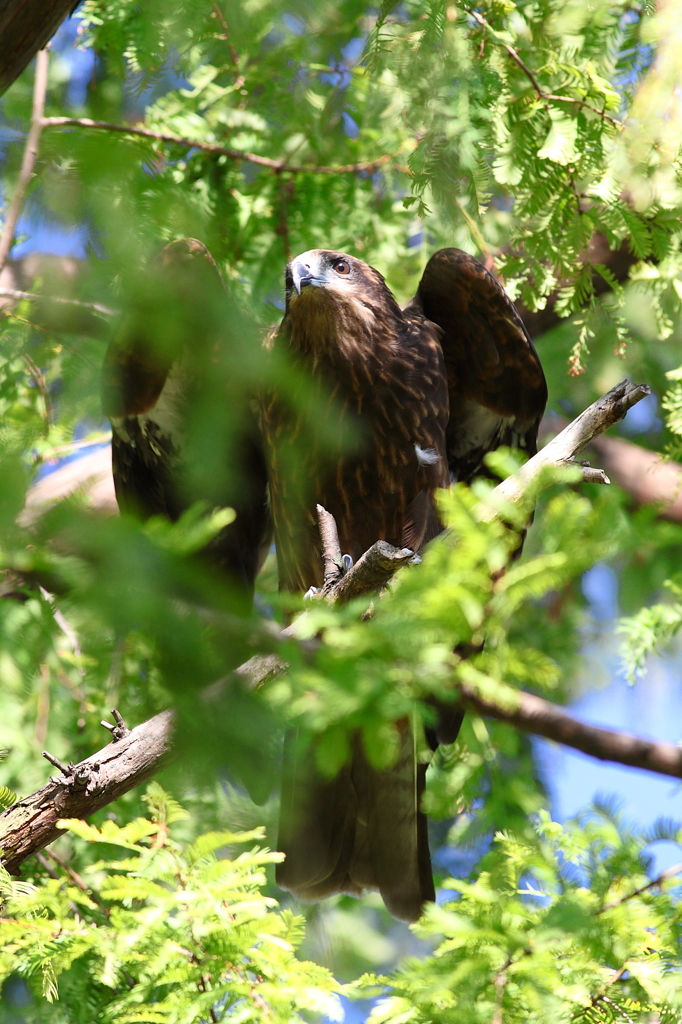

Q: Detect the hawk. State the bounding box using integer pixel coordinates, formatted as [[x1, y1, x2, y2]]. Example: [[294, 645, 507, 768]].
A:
[[263, 247, 547, 922], [102, 239, 271, 598], [102, 239, 546, 923]]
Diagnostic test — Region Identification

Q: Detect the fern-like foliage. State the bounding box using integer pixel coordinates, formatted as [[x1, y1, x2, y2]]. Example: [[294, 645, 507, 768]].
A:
[[0, 786, 341, 1023]]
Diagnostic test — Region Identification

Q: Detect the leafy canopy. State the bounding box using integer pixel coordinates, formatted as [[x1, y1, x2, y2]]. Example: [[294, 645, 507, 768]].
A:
[[2, 0, 682, 1021]]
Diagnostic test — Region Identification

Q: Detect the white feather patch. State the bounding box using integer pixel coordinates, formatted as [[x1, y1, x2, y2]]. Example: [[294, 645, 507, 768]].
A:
[[415, 444, 441, 466]]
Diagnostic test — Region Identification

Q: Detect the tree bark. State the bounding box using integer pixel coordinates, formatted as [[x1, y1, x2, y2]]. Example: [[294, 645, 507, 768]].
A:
[[458, 683, 682, 779], [483, 379, 651, 515], [0, 711, 174, 874]]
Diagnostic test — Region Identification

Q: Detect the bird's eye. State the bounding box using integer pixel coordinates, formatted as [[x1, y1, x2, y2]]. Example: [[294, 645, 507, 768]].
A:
[[333, 259, 351, 276]]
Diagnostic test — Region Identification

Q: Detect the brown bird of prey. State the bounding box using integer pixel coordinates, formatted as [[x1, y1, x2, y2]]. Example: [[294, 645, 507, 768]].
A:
[[263, 247, 547, 922], [102, 239, 270, 597]]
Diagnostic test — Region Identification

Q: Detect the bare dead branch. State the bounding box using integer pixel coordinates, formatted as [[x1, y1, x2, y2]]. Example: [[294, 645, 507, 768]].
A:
[[325, 539, 416, 604], [485, 379, 651, 516], [314, 507, 417, 602], [41, 117, 394, 176], [0, 711, 174, 874], [0, 50, 49, 277], [316, 504, 343, 591]]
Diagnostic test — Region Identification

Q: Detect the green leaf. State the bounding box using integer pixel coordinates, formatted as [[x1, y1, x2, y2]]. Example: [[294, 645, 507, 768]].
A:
[[537, 109, 579, 164]]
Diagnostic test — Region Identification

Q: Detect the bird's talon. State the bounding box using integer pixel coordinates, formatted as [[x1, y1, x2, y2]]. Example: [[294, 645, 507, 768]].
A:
[[304, 586, 323, 600]]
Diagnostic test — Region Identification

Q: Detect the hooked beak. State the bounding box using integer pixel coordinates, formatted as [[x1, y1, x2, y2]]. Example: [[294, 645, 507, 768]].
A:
[[291, 259, 327, 295]]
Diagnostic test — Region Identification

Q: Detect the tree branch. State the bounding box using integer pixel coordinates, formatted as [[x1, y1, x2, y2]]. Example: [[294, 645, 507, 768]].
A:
[[465, 7, 623, 129], [41, 117, 394, 176], [0, 287, 115, 316], [316, 503, 343, 591], [0, 711, 174, 874], [324, 540, 416, 604], [0, 49, 49, 277], [485, 379, 651, 515], [457, 681, 682, 781]]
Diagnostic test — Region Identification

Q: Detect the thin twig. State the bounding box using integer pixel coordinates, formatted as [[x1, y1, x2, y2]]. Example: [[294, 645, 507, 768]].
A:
[[0, 287, 115, 316], [41, 117, 394, 175], [210, 1, 241, 74], [44, 847, 111, 918], [40, 586, 84, 666], [588, 971, 634, 1024], [35, 852, 83, 923], [0, 50, 49, 276], [22, 351, 52, 436], [600, 860, 682, 913], [465, 8, 622, 130], [598, 995, 635, 1024]]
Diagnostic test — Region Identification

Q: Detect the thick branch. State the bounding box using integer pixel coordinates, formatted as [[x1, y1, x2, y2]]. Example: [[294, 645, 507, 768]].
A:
[[458, 683, 682, 780], [42, 117, 393, 176], [325, 540, 416, 604], [315, 505, 416, 603], [0, 711, 174, 874], [487, 378, 651, 513], [0, 50, 49, 276]]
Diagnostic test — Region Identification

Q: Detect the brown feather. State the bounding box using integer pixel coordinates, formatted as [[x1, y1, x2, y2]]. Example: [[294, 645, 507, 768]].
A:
[[263, 249, 448, 920], [104, 238, 271, 595], [408, 247, 547, 484], [266, 247, 547, 921]]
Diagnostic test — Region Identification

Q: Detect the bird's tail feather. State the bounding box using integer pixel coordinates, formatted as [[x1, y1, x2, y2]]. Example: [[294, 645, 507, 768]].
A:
[[276, 721, 434, 923]]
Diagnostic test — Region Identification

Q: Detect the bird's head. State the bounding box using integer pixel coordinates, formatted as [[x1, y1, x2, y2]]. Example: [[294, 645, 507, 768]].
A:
[[284, 249, 402, 352]]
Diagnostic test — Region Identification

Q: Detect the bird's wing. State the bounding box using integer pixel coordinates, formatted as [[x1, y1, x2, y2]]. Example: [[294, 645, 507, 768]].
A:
[[407, 248, 547, 484], [102, 238, 271, 593]]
